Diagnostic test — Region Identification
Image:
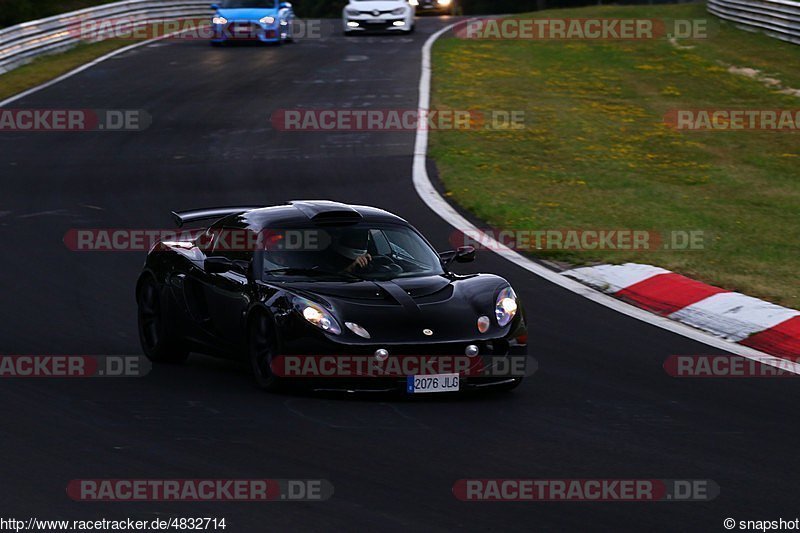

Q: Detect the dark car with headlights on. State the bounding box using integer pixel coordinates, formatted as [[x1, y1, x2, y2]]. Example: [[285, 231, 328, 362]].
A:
[[136, 201, 528, 393], [412, 0, 454, 15]]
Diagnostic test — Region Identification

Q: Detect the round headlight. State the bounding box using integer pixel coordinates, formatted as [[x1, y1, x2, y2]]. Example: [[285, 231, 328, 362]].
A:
[[260, 16, 275, 24], [495, 287, 518, 327], [294, 297, 341, 335], [212, 15, 228, 25]]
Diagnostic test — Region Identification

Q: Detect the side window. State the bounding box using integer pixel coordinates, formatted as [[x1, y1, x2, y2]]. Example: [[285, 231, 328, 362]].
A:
[[369, 229, 392, 256], [210, 226, 256, 262]]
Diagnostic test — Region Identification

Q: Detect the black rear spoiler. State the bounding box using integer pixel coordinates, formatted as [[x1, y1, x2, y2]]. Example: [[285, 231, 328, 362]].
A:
[[171, 206, 264, 228]]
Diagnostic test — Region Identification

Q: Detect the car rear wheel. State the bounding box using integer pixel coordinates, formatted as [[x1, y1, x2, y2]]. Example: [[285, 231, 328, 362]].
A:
[[248, 313, 282, 391], [137, 277, 188, 363]]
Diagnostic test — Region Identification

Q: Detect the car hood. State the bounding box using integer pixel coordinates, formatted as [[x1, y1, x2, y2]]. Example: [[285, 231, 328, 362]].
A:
[[280, 274, 512, 344], [216, 7, 278, 20], [346, 1, 408, 11]]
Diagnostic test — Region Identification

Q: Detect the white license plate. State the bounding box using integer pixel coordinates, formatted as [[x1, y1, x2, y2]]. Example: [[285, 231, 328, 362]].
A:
[[407, 373, 460, 394], [366, 19, 384, 24]]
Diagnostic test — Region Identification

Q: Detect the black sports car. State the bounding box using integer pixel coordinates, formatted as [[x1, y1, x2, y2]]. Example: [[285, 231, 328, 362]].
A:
[[136, 201, 528, 393], [413, 0, 455, 15]]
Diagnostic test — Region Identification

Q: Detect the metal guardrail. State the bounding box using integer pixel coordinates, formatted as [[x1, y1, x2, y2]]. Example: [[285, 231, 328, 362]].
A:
[[0, 0, 212, 74], [708, 0, 800, 45]]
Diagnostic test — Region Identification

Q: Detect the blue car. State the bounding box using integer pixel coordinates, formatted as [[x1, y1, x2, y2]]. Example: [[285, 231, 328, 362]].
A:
[[210, 0, 295, 45]]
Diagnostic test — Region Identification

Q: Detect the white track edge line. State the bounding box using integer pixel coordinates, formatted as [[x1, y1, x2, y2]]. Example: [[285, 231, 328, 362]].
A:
[[412, 21, 800, 375]]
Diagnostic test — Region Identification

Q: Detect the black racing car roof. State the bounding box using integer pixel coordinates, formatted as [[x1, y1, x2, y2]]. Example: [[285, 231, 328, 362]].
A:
[[172, 201, 409, 229], [245, 201, 409, 228]]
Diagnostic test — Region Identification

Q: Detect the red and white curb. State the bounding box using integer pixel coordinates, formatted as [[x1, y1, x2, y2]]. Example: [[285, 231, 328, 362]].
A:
[[564, 263, 800, 359]]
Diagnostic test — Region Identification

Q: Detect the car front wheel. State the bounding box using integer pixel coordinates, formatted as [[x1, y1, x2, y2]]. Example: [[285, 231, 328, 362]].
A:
[[248, 313, 282, 391]]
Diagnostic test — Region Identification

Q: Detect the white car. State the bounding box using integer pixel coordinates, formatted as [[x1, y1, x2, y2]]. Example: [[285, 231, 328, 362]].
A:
[[343, 0, 415, 34]]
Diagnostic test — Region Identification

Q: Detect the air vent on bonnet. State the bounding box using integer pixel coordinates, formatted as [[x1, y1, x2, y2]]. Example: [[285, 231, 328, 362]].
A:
[[290, 201, 363, 224]]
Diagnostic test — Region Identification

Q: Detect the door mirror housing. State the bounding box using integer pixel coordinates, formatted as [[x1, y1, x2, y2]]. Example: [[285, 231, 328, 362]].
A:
[[211, 3, 220, 10], [206, 257, 252, 276], [454, 245, 476, 263], [439, 245, 476, 266]]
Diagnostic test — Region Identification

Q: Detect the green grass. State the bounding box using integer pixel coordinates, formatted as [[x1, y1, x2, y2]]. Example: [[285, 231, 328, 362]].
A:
[[0, 41, 131, 102], [430, 3, 800, 308]]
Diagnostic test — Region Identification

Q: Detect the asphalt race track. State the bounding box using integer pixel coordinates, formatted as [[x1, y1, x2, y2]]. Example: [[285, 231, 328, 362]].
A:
[[1, 17, 799, 531]]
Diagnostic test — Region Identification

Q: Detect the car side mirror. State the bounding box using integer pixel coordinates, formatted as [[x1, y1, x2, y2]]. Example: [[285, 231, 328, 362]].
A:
[[211, 3, 220, 10], [279, 2, 292, 8], [206, 257, 252, 276], [454, 245, 476, 263], [440, 245, 475, 266]]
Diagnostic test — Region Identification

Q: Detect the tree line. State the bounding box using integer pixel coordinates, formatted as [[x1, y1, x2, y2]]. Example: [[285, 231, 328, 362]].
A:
[[1, 0, 680, 29]]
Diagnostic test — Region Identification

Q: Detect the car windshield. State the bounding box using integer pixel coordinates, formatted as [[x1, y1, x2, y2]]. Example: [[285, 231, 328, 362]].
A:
[[220, 0, 278, 8], [261, 223, 445, 281]]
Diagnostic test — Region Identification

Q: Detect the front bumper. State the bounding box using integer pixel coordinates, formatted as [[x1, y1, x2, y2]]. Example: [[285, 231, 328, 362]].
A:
[[344, 17, 410, 32], [211, 21, 281, 43], [278, 335, 529, 393]]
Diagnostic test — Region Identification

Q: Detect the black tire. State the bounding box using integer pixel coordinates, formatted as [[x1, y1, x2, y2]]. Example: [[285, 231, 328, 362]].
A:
[[137, 276, 189, 363], [248, 313, 282, 391]]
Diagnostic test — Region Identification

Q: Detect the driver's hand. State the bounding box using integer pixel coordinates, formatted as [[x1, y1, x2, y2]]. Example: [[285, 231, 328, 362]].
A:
[[346, 254, 372, 272]]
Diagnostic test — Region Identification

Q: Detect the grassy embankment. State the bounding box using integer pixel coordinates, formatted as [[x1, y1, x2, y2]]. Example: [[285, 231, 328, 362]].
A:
[[430, 3, 800, 307]]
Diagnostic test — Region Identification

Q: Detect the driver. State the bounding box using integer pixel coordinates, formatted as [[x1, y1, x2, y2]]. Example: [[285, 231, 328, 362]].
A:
[[329, 228, 372, 273]]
